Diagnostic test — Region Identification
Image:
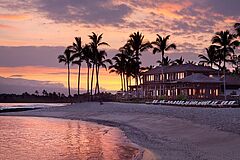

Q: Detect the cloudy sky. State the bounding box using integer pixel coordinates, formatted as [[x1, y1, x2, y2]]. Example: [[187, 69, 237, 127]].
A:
[[0, 0, 239, 94]]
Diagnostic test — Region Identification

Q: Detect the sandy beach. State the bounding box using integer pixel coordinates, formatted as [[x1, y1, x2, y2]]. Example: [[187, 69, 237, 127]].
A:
[[1, 102, 240, 160]]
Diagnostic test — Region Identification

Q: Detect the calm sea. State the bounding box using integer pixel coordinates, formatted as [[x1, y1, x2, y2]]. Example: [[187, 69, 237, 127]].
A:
[[0, 103, 68, 110], [0, 116, 141, 160]]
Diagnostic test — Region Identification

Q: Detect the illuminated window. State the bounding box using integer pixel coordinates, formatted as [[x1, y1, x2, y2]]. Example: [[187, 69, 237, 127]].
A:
[[203, 89, 205, 94], [167, 90, 171, 96], [216, 89, 219, 96], [166, 74, 169, 80], [193, 89, 196, 95], [189, 89, 192, 95]]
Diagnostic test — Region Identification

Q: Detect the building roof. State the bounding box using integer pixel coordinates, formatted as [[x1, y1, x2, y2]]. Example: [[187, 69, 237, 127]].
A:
[[178, 73, 222, 83], [143, 64, 218, 75]]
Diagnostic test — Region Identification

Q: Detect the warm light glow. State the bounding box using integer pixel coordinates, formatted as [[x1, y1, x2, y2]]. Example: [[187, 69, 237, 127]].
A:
[[0, 66, 120, 92]]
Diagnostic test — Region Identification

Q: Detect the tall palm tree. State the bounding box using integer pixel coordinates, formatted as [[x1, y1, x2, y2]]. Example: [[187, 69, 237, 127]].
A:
[[82, 44, 93, 95], [198, 45, 218, 68], [89, 32, 109, 97], [58, 47, 74, 97], [71, 37, 83, 97], [95, 50, 112, 94], [109, 51, 128, 91], [152, 34, 176, 93], [127, 32, 151, 97], [152, 34, 176, 63], [212, 30, 239, 100]]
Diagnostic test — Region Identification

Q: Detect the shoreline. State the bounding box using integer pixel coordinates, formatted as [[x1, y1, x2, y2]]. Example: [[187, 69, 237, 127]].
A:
[[1, 102, 240, 159]]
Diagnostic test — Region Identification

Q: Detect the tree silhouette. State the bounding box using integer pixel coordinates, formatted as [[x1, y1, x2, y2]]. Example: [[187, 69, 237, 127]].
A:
[[152, 34, 176, 64], [88, 32, 109, 97], [157, 56, 172, 66], [126, 32, 151, 97], [58, 47, 74, 97], [71, 37, 83, 97], [95, 50, 112, 94], [82, 44, 93, 96], [198, 45, 218, 68], [211, 30, 239, 100], [109, 52, 127, 91], [173, 56, 184, 65]]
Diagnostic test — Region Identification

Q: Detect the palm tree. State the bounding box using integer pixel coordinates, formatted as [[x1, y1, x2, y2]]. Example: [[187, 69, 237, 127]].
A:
[[71, 37, 83, 97], [152, 34, 176, 63], [109, 52, 128, 91], [89, 32, 109, 97], [157, 56, 172, 66], [127, 32, 151, 97], [198, 45, 218, 68], [173, 56, 184, 65], [58, 47, 74, 97], [95, 50, 112, 94], [212, 30, 239, 100], [82, 44, 93, 95]]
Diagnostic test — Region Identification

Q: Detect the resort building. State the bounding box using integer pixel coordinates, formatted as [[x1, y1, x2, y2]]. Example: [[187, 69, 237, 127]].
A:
[[130, 64, 240, 100]]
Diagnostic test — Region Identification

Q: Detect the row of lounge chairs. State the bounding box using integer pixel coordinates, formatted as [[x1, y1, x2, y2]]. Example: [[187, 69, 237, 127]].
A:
[[146, 100, 239, 107]]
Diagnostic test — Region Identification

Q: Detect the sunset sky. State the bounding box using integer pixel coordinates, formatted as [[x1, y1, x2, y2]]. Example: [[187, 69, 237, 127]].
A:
[[0, 0, 239, 94]]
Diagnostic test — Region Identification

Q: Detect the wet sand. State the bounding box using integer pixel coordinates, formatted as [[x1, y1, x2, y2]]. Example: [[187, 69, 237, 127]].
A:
[[1, 102, 240, 160]]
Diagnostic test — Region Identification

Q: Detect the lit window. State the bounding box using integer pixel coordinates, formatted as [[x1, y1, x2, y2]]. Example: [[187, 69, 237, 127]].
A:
[[167, 90, 171, 96], [189, 89, 192, 95], [203, 89, 205, 94], [216, 89, 219, 96], [166, 74, 169, 80], [193, 89, 196, 95]]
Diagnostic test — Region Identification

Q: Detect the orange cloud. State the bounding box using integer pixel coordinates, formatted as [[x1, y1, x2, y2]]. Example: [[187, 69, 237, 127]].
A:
[[155, 1, 192, 19], [224, 18, 237, 24], [0, 14, 29, 20]]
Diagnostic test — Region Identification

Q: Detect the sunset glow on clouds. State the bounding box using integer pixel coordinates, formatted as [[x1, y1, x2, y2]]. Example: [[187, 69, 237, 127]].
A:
[[0, 0, 239, 94]]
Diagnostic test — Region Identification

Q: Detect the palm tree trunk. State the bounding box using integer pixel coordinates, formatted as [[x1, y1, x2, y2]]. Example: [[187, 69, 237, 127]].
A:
[[223, 48, 226, 100], [95, 64, 98, 95], [126, 76, 129, 92], [94, 64, 100, 95], [97, 65, 100, 94], [90, 64, 95, 97], [77, 64, 81, 96], [120, 73, 123, 91], [123, 73, 126, 92], [136, 50, 139, 98], [67, 63, 71, 97], [87, 63, 90, 94], [135, 76, 138, 97]]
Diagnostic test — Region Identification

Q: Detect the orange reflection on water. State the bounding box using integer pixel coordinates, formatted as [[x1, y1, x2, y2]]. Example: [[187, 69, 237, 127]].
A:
[[0, 116, 140, 160]]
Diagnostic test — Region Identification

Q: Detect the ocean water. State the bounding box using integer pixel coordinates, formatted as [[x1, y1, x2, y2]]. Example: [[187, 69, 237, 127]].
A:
[[0, 103, 67, 110], [0, 116, 141, 160]]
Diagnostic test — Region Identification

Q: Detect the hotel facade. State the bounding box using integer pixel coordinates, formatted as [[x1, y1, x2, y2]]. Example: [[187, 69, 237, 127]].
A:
[[130, 64, 240, 100]]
